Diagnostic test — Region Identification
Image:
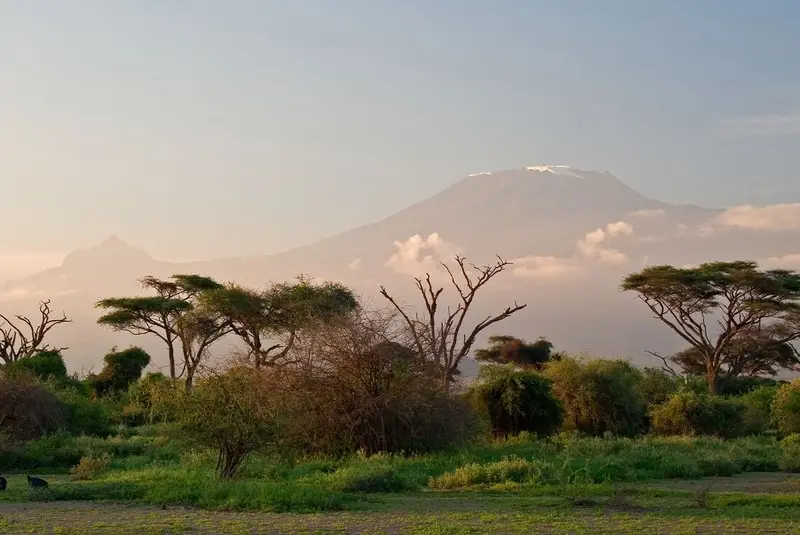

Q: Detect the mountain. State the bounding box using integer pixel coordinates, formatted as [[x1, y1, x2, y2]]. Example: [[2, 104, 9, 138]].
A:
[[3, 165, 800, 373]]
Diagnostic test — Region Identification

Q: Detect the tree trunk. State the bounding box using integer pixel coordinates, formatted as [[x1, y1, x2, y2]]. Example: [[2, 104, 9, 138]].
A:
[[706, 367, 718, 395], [167, 342, 176, 380], [185, 365, 196, 392]]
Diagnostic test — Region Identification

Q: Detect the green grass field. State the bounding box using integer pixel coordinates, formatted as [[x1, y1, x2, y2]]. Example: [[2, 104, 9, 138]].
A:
[[1, 431, 799, 533]]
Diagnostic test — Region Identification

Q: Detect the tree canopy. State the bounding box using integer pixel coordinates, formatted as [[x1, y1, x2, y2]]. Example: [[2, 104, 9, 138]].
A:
[[474, 335, 558, 370], [622, 261, 800, 393]]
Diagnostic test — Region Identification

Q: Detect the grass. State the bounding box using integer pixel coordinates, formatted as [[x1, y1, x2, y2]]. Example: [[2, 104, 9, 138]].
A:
[[1, 429, 799, 532]]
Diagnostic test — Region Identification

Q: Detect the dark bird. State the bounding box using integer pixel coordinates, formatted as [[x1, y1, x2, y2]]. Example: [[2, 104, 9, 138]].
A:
[[27, 475, 48, 488], [0, 476, 6, 491]]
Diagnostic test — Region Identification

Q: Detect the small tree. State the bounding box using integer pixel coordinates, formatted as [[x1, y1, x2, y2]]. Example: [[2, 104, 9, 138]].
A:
[[380, 256, 526, 389], [175, 307, 231, 391], [470, 364, 563, 437], [96, 275, 222, 380], [89, 346, 151, 397], [5, 350, 68, 382], [622, 262, 800, 394], [177, 366, 284, 479], [199, 278, 358, 368], [773, 379, 800, 436], [543, 356, 647, 437], [0, 300, 71, 364], [474, 335, 558, 370]]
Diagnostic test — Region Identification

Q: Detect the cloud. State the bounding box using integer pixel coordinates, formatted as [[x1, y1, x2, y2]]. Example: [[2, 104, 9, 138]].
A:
[[511, 221, 636, 280], [0, 251, 65, 283], [511, 256, 583, 279], [720, 113, 800, 136], [629, 208, 665, 218], [0, 286, 77, 301], [576, 221, 634, 264], [347, 258, 363, 271], [386, 232, 461, 276], [759, 253, 800, 270], [713, 203, 800, 231]]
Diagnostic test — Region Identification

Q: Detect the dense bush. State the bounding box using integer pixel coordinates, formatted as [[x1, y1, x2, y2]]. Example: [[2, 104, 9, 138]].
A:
[[0, 377, 66, 443], [129, 372, 185, 423], [637, 367, 678, 406], [279, 311, 481, 456], [740, 386, 779, 435], [773, 379, 800, 436], [543, 357, 647, 437], [779, 434, 800, 473], [650, 391, 746, 438], [470, 364, 563, 438], [178, 366, 284, 479], [53, 386, 114, 437], [89, 346, 151, 398], [4, 350, 68, 382]]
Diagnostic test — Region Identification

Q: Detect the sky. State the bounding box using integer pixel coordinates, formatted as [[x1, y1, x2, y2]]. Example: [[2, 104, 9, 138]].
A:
[[2, 0, 799, 282]]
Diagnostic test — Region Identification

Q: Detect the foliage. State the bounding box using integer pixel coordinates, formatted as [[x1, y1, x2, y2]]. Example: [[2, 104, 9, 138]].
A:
[[772, 379, 800, 436], [669, 327, 800, 379], [129, 373, 185, 424], [778, 434, 800, 472], [4, 350, 68, 382], [69, 452, 112, 481], [649, 391, 746, 438], [622, 261, 800, 393], [96, 274, 223, 385], [198, 278, 359, 368], [278, 308, 481, 456], [53, 386, 114, 437], [637, 367, 678, 406], [177, 366, 284, 479], [474, 335, 559, 370], [543, 357, 647, 437], [740, 386, 779, 435], [470, 364, 563, 437], [89, 346, 151, 397], [0, 377, 66, 443]]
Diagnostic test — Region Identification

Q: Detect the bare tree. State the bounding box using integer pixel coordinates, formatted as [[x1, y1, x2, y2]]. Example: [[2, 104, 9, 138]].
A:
[[380, 255, 526, 389], [0, 300, 71, 364]]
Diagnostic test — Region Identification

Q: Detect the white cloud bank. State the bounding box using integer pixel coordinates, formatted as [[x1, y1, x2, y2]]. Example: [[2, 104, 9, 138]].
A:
[[386, 233, 461, 276], [712, 203, 800, 231], [513, 221, 635, 280]]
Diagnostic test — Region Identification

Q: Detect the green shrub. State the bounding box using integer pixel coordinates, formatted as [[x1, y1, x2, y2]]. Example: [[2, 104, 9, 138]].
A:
[[89, 346, 151, 398], [54, 387, 114, 437], [779, 434, 800, 473], [428, 455, 557, 489], [543, 357, 647, 437], [70, 452, 112, 481], [650, 391, 746, 438], [740, 386, 779, 435], [326, 464, 410, 493], [638, 367, 678, 406], [470, 364, 563, 437], [6, 351, 68, 382], [773, 379, 800, 436]]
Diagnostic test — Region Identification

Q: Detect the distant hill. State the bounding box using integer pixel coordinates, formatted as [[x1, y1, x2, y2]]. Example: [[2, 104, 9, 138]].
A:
[[3, 165, 799, 373]]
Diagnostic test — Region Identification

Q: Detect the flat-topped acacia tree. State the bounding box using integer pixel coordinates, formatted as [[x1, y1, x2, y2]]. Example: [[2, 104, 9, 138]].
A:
[[622, 261, 800, 394], [96, 274, 223, 385]]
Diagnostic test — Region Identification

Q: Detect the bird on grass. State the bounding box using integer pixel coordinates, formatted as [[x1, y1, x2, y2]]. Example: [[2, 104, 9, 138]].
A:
[[27, 475, 48, 489], [0, 476, 6, 491]]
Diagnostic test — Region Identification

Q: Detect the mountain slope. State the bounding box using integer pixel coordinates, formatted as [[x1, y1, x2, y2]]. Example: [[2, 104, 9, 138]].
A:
[[3, 166, 799, 372]]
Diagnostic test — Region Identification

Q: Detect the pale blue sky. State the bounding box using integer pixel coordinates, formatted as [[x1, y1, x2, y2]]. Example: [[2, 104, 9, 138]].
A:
[[2, 1, 799, 273]]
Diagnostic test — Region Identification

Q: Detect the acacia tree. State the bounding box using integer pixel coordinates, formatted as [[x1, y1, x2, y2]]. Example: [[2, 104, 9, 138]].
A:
[[199, 278, 358, 369], [474, 335, 559, 371], [622, 261, 800, 394], [668, 325, 800, 378], [96, 274, 222, 381], [380, 255, 527, 390], [175, 307, 232, 391], [0, 300, 71, 364]]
